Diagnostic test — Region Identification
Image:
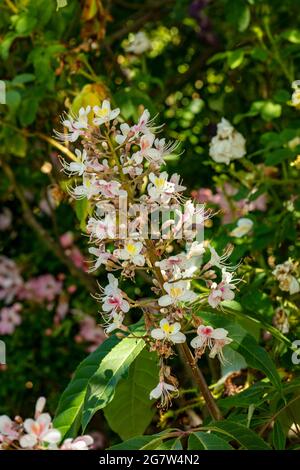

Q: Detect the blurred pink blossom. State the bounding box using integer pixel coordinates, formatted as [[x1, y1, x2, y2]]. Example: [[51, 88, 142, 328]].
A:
[[192, 183, 267, 224], [0, 256, 23, 304], [0, 303, 22, 335], [19, 275, 63, 303], [75, 315, 105, 352], [0, 208, 12, 231]]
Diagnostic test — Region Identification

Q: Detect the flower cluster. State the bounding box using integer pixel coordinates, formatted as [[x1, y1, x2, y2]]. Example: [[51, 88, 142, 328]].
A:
[[0, 397, 93, 450], [209, 118, 246, 165], [56, 101, 239, 407]]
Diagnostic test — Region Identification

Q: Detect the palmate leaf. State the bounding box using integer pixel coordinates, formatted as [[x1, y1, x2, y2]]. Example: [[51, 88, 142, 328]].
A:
[[197, 310, 282, 391], [104, 349, 159, 440], [82, 323, 146, 429], [188, 431, 233, 450], [202, 421, 271, 450]]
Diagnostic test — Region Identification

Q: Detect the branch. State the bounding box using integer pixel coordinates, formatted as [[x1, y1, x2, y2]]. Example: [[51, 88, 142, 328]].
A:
[[179, 342, 222, 421]]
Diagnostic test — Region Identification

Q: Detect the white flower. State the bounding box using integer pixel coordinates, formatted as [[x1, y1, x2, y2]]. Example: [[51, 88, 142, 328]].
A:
[[191, 325, 232, 362], [126, 31, 151, 55], [230, 218, 253, 238], [60, 435, 94, 450], [55, 106, 91, 142], [273, 260, 300, 295], [19, 414, 61, 448], [87, 214, 116, 241], [93, 100, 120, 126], [0, 415, 19, 441], [291, 80, 300, 107], [71, 176, 99, 200], [114, 241, 145, 266], [115, 123, 131, 145], [151, 319, 186, 343], [155, 254, 187, 272], [60, 149, 87, 176], [208, 270, 236, 308], [98, 180, 122, 198], [186, 241, 205, 258], [207, 244, 234, 271], [149, 381, 178, 407], [101, 274, 130, 314], [132, 109, 153, 135], [147, 172, 175, 203], [209, 118, 246, 164], [146, 137, 179, 164], [88, 246, 111, 271], [105, 312, 125, 334], [158, 280, 197, 306]]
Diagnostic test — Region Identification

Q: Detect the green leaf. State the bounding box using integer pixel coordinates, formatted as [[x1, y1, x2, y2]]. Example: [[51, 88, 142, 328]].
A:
[[57, 0, 68, 10], [265, 148, 295, 166], [19, 98, 39, 127], [218, 382, 272, 409], [12, 74, 35, 85], [75, 198, 89, 231], [202, 421, 271, 450], [272, 421, 286, 450], [53, 334, 119, 440], [108, 435, 158, 450], [82, 324, 146, 430], [8, 133, 27, 158], [238, 5, 251, 32], [155, 438, 183, 450], [282, 29, 300, 44], [188, 432, 233, 450], [15, 14, 37, 35], [104, 349, 159, 440], [227, 49, 245, 69], [6, 90, 21, 111], [241, 290, 273, 317]]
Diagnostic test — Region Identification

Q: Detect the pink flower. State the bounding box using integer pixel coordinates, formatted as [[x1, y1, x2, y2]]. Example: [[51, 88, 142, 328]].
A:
[[0, 304, 22, 335], [0, 416, 19, 441], [60, 435, 94, 450], [191, 324, 232, 361], [208, 270, 236, 308], [19, 275, 63, 303], [0, 256, 23, 304], [59, 232, 74, 248]]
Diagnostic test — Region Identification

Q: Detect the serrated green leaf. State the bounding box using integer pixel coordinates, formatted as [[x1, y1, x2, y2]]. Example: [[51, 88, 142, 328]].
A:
[[188, 431, 233, 450], [82, 324, 146, 429]]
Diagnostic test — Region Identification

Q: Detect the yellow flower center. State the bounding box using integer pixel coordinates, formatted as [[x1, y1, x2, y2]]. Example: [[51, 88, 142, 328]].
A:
[[155, 177, 165, 189], [96, 107, 109, 118], [162, 323, 174, 334], [126, 243, 137, 255], [169, 287, 183, 298]]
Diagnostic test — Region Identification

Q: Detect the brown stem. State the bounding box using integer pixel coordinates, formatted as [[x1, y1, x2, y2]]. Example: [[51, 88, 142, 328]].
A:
[[145, 240, 222, 421], [179, 342, 222, 421], [1, 160, 98, 294]]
